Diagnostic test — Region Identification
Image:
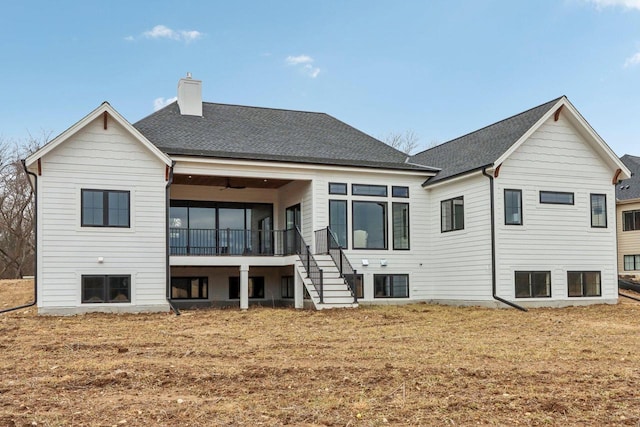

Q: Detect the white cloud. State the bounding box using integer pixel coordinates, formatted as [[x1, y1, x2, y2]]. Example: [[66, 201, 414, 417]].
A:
[[126, 25, 203, 43], [286, 55, 314, 65], [154, 96, 177, 111], [586, 0, 640, 10], [286, 54, 321, 78], [624, 51, 640, 67]]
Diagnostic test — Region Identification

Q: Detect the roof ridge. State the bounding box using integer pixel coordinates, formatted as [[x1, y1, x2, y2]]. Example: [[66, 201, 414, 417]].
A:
[[411, 95, 564, 158], [201, 101, 327, 116]]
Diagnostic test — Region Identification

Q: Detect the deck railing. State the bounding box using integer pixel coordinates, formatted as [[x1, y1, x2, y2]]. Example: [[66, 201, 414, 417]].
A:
[[315, 227, 358, 302], [295, 226, 324, 303], [170, 228, 298, 256]]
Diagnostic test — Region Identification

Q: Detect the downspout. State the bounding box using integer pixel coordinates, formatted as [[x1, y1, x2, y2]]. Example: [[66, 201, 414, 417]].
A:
[[0, 160, 38, 314], [165, 161, 180, 315], [482, 166, 527, 312]]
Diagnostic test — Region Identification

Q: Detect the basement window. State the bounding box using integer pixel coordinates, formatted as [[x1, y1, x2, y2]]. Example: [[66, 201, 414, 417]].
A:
[[374, 274, 409, 298], [567, 271, 601, 297], [229, 277, 265, 299], [82, 275, 130, 303], [515, 271, 551, 298], [171, 277, 208, 299]]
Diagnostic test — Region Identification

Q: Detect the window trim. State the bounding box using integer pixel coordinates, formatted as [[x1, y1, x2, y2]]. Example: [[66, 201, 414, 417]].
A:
[[504, 189, 523, 226], [441, 196, 464, 233], [567, 271, 602, 297], [373, 274, 409, 298], [392, 186, 409, 198], [81, 189, 130, 228], [392, 202, 410, 250], [171, 277, 209, 300], [514, 271, 551, 299], [590, 193, 607, 228], [622, 209, 640, 231], [351, 184, 388, 197], [352, 200, 388, 250], [328, 182, 347, 195], [81, 275, 131, 304], [539, 191, 574, 205]]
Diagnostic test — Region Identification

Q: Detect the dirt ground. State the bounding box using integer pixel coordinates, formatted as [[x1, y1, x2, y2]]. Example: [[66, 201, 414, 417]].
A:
[[1, 280, 639, 426]]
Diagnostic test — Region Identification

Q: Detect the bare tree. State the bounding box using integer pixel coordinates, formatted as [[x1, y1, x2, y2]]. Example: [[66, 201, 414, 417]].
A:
[[0, 134, 47, 279], [381, 130, 420, 155]]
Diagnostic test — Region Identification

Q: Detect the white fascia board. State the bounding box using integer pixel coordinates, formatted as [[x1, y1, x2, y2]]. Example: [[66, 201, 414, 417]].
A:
[[493, 97, 631, 180], [171, 155, 437, 177], [25, 102, 172, 168], [422, 169, 486, 190]]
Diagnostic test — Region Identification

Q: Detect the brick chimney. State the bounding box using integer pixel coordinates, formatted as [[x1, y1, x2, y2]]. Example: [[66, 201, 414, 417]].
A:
[[177, 72, 202, 116]]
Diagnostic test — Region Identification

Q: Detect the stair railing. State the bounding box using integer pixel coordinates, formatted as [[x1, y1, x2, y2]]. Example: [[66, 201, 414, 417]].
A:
[[314, 227, 358, 303], [292, 226, 324, 303]]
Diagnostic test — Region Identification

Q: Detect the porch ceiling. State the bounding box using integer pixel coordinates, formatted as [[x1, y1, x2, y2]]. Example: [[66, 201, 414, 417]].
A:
[[173, 174, 293, 189]]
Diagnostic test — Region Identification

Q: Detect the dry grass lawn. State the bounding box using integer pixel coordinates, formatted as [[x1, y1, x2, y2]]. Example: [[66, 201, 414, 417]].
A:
[[1, 279, 640, 426]]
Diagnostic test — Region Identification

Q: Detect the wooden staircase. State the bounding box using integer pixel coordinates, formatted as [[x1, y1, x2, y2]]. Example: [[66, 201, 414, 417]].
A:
[[295, 254, 358, 309]]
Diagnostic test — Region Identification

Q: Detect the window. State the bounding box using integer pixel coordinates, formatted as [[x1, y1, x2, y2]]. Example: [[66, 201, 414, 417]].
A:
[[392, 203, 410, 250], [539, 191, 574, 205], [352, 201, 387, 249], [281, 276, 294, 299], [504, 189, 522, 225], [515, 271, 551, 298], [568, 271, 601, 297], [171, 277, 208, 299], [352, 184, 387, 197], [329, 200, 348, 248], [348, 274, 364, 299], [329, 182, 347, 195], [623, 210, 640, 231], [81, 190, 130, 227], [624, 255, 640, 271], [229, 276, 265, 299], [392, 186, 409, 198], [374, 274, 409, 298], [441, 196, 464, 232], [81, 275, 130, 303], [590, 194, 607, 228]]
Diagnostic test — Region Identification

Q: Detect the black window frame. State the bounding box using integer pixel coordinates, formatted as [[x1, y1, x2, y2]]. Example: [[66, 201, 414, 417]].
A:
[[373, 274, 409, 298], [504, 189, 523, 226], [329, 199, 348, 249], [441, 196, 464, 232], [590, 194, 607, 228], [392, 186, 409, 198], [352, 200, 388, 250], [622, 210, 640, 231], [81, 189, 130, 228], [81, 275, 131, 304], [328, 182, 348, 195], [392, 202, 410, 250], [281, 276, 294, 299], [229, 276, 265, 299], [539, 191, 574, 205], [624, 255, 640, 271], [352, 184, 388, 197], [567, 271, 601, 297], [514, 271, 551, 298], [171, 277, 209, 300]]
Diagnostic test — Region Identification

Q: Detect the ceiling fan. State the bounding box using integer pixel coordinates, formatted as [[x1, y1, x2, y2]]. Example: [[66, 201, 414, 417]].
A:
[[220, 177, 246, 190]]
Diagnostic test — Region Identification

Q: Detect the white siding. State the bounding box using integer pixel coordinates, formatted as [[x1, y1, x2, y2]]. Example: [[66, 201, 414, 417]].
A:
[[425, 174, 493, 301], [495, 116, 618, 303], [37, 117, 168, 313]]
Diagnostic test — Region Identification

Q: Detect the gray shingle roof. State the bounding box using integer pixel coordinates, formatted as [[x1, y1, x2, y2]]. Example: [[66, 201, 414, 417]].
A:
[[617, 155, 640, 201], [133, 102, 437, 172], [409, 97, 563, 185]]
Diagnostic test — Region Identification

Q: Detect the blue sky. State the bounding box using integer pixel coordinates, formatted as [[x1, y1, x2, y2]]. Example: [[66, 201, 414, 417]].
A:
[[1, 0, 639, 155]]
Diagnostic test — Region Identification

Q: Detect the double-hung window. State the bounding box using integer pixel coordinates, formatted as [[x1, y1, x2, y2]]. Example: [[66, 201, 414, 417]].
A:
[[624, 255, 640, 271], [623, 210, 640, 231], [441, 196, 464, 232], [81, 189, 130, 227]]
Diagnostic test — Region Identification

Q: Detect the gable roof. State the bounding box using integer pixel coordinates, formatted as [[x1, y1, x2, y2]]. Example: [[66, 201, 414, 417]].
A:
[[410, 96, 630, 186], [25, 102, 172, 168], [409, 97, 562, 184], [133, 102, 437, 172], [617, 155, 640, 201]]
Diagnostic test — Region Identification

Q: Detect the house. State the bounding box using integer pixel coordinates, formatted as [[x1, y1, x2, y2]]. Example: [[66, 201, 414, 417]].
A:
[[23, 75, 631, 314], [617, 155, 640, 282]]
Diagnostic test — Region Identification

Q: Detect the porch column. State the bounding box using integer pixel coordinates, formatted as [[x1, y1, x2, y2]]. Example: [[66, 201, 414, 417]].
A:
[[240, 264, 249, 310], [294, 269, 304, 309]]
